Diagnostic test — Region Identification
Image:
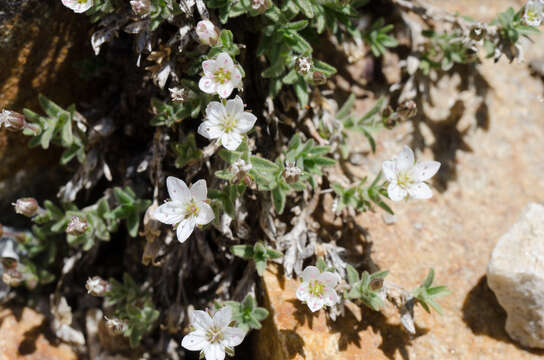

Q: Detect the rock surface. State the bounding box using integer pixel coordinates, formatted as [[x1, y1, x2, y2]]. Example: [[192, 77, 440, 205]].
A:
[[0, 1, 93, 220], [0, 306, 77, 359], [256, 0, 544, 359], [487, 203, 544, 349]]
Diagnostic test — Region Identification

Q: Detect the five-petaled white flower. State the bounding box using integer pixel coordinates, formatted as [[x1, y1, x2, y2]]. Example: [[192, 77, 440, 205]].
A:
[[382, 145, 440, 202], [196, 20, 219, 46], [199, 52, 242, 98], [524, 0, 544, 26], [296, 265, 340, 312], [182, 307, 245, 360], [198, 96, 257, 151], [61, 0, 93, 13], [152, 177, 215, 243]]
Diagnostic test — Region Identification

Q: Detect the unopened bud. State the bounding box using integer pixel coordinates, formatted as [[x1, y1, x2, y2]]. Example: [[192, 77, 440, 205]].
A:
[[251, 0, 270, 13], [369, 277, 384, 291], [295, 57, 313, 74], [1, 241, 19, 269], [312, 71, 327, 85], [196, 20, 219, 46], [13, 198, 39, 217], [105, 317, 128, 335], [283, 160, 302, 184], [396, 100, 417, 120], [0, 110, 26, 132], [469, 22, 486, 41], [66, 216, 88, 236], [2, 268, 23, 287], [130, 0, 150, 15]]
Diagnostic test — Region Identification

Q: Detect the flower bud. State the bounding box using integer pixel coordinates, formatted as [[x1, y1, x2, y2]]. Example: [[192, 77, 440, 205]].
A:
[[369, 277, 384, 291], [169, 87, 186, 103], [283, 160, 302, 184], [312, 71, 327, 85], [469, 22, 486, 42], [251, 0, 270, 13], [196, 20, 219, 46], [2, 268, 23, 287], [1, 241, 19, 269], [0, 110, 26, 132], [104, 317, 128, 335], [130, 0, 150, 16], [396, 100, 417, 120], [295, 57, 313, 75], [66, 216, 88, 236], [13, 197, 39, 217], [85, 276, 111, 297]]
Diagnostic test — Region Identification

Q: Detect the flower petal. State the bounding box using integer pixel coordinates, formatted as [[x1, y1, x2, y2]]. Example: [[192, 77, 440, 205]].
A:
[[394, 145, 415, 172], [190, 310, 213, 331], [410, 161, 440, 182], [235, 112, 257, 133], [223, 326, 245, 347], [322, 287, 340, 307], [387, 182, 408, 202], [203, 343, 225, 360], [181, 330, 207, 351], [176, 217, 196, 243], [301, 266, 320, 282], [306, 296, 325, 312], [220, 132, 243, 151], [230, 67, 242, 88], [198, 122, 223, 140], [296, 282, 310, 302], [213, 306, 232, 330], [318, 271, 339, 288], [407, 182, 433, 200], [225, 96, 244, 116], [216, 52, 234, 69], [190, 180, 208, 201], [202, 59, 217, 77], [196, 202, 215, 225], [167, 176, 190, 202], [199, 76, 217, 94], [217, 83, 234, 99], [381, 160, 396, 181], [152, 201, 184, 225], [205, 101, 226, 123]]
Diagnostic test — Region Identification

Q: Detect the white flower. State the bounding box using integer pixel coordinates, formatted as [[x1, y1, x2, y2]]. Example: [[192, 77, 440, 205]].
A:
[[152, 177, 215, 243], [524, 0, 544, 26], [198, 96, 257, 151], [181, 307, 245, 360], [296, 266, 340, 312], [283, 160, 302, 184], [61, 0, 93, 13], [196, 20, 219, 46], [199, 52, 242, 99], [130, 0, 150, 15], [382, 145, 440, 202], [295, 56, 312, 74]]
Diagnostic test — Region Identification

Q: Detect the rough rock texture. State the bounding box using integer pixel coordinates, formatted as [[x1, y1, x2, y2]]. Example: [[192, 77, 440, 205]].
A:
[[0, 1, 93, 219], [487, 203, 544, 349], [256, 1, 544, 359], [0, 306, 77, 359]]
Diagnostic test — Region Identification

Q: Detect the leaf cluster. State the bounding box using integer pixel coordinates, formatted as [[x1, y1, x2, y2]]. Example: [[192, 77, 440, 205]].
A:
[[231, 242, 282, 276], [223, 294, 269, 332], [344, 264, 389, 311], [412, 268, 450, 314]]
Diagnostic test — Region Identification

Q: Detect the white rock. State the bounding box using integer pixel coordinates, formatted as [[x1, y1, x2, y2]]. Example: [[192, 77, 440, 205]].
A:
[[487, 203, 544, 349]]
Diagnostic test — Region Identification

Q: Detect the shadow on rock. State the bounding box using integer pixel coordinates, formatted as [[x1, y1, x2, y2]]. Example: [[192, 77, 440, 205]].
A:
[[462, 276, 544, 355], [328, 304, 429, 360]]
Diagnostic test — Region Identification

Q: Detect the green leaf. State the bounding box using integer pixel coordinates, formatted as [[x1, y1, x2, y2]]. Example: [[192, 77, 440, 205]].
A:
[[272, 186, 286, 214], [231, 245, 254, 259], [250, 156, 280, 172], [346, 264, 359, 285], [295, 0, 314, 18]]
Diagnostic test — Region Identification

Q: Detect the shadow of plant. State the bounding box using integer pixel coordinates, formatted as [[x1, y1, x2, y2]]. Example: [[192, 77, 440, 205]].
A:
[[462, 276, 544, 356]]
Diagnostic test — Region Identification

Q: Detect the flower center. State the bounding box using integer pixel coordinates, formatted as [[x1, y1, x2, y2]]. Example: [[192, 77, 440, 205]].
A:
[[221, 115, 238, 133], [77, 0, 88, 3], [214, 67, 232, 84], [527, 10, 539, 22], [308, 280, 325, 297], [206, 326, 224, 344], [396, 172, 413, 188], [185, 201, 200, 218]]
